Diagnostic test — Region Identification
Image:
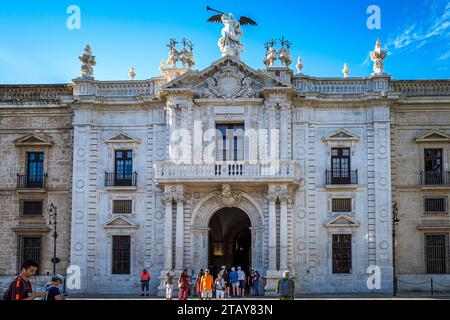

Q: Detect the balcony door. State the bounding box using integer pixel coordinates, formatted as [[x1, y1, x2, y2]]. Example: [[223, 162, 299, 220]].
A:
[[331, 148, 351, 184], [424, 149, 443, 184], [216, 123, 245, 162], [27, 152, 44, 188], [115, 150, 133, 186]]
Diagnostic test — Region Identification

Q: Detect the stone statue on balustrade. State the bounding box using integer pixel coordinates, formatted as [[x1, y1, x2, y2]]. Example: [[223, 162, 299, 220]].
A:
[[263, 37, 293, 68], [370, 38, 387, 75]]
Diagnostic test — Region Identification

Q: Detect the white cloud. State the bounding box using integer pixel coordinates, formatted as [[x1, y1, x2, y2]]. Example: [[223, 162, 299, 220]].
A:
[[386, 1, 450, 61]]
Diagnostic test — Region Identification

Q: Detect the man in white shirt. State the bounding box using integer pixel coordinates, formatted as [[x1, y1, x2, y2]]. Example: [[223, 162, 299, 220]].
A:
[[237, 266, 246, 297]]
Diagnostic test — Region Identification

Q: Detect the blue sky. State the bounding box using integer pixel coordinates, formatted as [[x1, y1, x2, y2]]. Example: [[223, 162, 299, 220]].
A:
[[0, 0, 449, 83]]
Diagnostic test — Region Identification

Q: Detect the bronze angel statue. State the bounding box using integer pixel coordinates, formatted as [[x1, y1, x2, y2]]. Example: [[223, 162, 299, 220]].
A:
[[206, 6, 257, 58]]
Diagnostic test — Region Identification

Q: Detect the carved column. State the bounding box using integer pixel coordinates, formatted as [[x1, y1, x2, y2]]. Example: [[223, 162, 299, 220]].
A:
[[269, 104, 280, 160], [279, 194, 289, 270], [162, 194, 173, 270], [268, 194, 277, 271], [280, 106, 288, 160], [175, 193, 185, 270], [166, 103, 179, 161]]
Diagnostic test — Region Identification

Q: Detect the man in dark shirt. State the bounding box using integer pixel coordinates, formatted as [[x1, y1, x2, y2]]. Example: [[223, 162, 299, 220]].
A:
[[5, 260, 45, 300], [45, 276, 65, 301]]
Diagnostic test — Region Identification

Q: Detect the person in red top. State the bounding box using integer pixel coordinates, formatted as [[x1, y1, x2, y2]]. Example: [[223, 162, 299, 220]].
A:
[[178, 269, 190, 300], [140, 269, 151, 297], [4, 260, 45, 300]]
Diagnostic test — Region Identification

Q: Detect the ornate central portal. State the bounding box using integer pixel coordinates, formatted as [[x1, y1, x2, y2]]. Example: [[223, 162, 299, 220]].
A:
[[208, 207, 251, 276]]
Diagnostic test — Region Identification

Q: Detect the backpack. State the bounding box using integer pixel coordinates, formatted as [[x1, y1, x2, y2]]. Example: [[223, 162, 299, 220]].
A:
[[3, 277, 21, 300]]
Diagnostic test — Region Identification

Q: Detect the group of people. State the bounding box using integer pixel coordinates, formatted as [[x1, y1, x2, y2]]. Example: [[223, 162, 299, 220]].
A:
[[3, 260, 65, 300], [163, 266, 263, 300]]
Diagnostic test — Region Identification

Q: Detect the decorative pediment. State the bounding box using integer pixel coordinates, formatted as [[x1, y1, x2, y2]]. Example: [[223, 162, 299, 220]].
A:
[[14, 134, 53, 147], [415, 130, 450, 143], [104, 132, 141, 144], [322, 129, 360, 143], [161, 56, 291, 99], [324, 215, 360, 228], [104, 216, 139, 229]]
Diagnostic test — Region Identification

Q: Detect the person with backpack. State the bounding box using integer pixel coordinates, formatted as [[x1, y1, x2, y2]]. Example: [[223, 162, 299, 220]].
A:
[[276, 270, 295, 300], [44, 276, 65, 301], [3, 260, 45, 300]]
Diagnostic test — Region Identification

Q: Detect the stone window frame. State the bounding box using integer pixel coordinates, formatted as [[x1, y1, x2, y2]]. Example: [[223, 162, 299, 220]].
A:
[[19, 197, 47, 218], [326, 230, 358, 276], [417, 143, 448, 174], [108, 195, 137, 218], [422, 195, 449, 216], [104, 132, 142, 188], [322, 132, 360, 180], [423, 233, 450, 275], [327, 193, 356, 217], [14, 233, 48, 275], [105, 231, 137, 277]]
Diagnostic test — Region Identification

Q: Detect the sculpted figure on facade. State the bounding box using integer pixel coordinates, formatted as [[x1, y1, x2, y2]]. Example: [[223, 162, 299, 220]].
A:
[[263, 38, 292, 68], [215, 184, 242, 208], [218, 13, 244, 58], [204, 63, 254, 99]]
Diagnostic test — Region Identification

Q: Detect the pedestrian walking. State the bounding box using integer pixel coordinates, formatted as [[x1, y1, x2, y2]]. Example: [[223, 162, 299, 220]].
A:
[[44, 275, 65, 301], [140, 269, 151, 296], [252, 271, 261, 296], [3, 260, 45, 300], [229, 267, 239, 297], [214, 273, 225, 299], [165, 268, 176, 300], [200, 269, 214, 300], [237, 266, 246, 297], [276, 270, 295, 300], [178, 269, 190, 300]]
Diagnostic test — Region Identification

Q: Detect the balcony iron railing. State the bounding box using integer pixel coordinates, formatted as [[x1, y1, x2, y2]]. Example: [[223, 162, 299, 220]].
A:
[[105, 172, 138, 187], [16, 173, 47, 189], [325, 170, 358, 185], [420, 171, 450, 186]]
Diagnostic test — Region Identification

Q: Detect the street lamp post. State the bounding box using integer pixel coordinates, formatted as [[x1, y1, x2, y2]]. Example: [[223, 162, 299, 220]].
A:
[[47, 203, 60, 275], [392, 201, 400, 296]]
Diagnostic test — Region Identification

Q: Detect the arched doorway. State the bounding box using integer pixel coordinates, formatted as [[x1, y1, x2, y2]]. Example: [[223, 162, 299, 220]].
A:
[[208, 207, 251, 277]]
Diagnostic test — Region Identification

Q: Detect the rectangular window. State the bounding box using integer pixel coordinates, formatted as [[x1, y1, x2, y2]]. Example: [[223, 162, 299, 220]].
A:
[[425, 234, 448, 274], [22, 200, 43, 216], [112, 236, 131, 274], [332, 198, 352, 213], [17, 236, 41, 274], [27, 152, 44, 188], [424, 149, 443, 184], [216, 123, 245, 161], [332, 234, 352, 274], [331, 148, 351, 184], [424, 197, 448, 214], [115, 150, 133, 186], [113, 200, 132, 214]]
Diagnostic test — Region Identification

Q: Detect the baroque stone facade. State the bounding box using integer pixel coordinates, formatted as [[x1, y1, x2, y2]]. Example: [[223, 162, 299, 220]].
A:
[[0, 38, 449, 296]]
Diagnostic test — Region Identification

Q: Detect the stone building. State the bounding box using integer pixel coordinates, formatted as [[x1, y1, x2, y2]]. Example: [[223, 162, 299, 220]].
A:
[[0, 85, 73, 291], [391, 82, 450, 291]]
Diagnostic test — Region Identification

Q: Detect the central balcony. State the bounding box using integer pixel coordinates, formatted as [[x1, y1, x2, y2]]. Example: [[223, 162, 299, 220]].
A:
[[154, 160, 301, 185]]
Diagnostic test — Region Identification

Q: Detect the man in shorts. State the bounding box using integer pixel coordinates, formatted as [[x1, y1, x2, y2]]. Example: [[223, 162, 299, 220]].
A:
[[200, 269, 214, 300], [229, 267, 239, 297]]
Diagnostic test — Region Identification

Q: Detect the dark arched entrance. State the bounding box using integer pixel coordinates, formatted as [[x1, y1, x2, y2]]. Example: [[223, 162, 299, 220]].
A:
[[208, 207, 251, 277]]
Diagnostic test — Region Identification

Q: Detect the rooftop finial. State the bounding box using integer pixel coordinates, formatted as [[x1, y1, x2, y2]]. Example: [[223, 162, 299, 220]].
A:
[[370, 38, 387, 76], [129, 65, 136, 80], [79, 44, 96, 79]]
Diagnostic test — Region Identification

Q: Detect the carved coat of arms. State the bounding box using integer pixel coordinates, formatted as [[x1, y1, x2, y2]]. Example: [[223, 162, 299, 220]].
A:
[[215, 184, 242, 208], [205, 64, 254, 99]]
